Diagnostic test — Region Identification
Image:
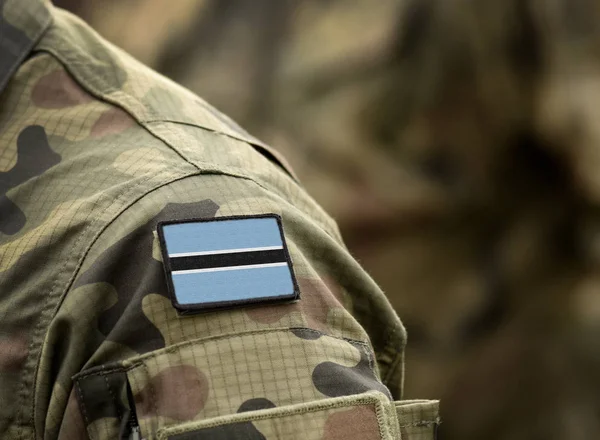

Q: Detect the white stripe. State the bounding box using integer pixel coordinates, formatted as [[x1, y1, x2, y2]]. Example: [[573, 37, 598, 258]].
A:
[[172, 262, 287, 275], [169, 245, 283, 258]]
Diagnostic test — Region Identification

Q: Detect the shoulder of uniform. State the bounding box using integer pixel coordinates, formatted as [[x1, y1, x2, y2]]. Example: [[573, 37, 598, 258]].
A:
[[35, 5, 297, 181]]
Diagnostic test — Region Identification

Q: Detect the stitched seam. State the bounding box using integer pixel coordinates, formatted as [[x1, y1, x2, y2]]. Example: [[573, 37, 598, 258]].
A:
[[238, 176, 342, 245], [37, 34, 296, 182], [19, 182, 148, 432], [125, 327, 370, 370], [365, 342, 375, 373], [147, 118, 298, 181], [33, 45, 201, 172], [74, 379, 93, 440], [373, 401, 388, 439], [383, 347, 404, 384], [382, 337, 406, 398], [399, 419, 440, 428], [73, 327, 371, 382], [161, 396, 385, 435], [23, 168, 196, 435], [102, 368, 121, 421], [145, 362, 158, 435], [13, 45, 332, 238], [0, 2, 52, 96], [347, 340, 388, 387], [289, 327, 370, 347], [37, 39, 295, 182], [74, 366, 126, 381], [20, 29, 336, 434]]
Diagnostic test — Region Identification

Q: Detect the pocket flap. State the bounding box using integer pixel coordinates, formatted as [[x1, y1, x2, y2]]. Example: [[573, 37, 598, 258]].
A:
[[157, 391, 399, 440]]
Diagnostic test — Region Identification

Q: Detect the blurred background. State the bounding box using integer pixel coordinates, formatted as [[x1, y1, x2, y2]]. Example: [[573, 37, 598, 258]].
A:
[[52, 1, 600, 438]]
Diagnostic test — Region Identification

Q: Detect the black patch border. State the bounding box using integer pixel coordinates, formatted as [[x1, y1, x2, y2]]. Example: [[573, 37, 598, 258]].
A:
[[157, 214, 300, 315]]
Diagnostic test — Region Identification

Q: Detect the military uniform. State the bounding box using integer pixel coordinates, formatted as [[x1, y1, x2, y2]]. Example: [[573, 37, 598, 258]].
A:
[[0, 0, 438, 438]]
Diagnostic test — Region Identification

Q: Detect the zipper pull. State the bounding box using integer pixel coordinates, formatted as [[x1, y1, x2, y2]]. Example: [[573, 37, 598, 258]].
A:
[[129, 425, 141, 440]]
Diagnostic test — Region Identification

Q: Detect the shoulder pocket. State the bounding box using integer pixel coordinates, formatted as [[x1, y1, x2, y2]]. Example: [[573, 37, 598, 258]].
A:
[[157, 393, 440, 440], [73, 328, 439, 439], [158, 391, 397, 440], [73, 328, 399, 439]]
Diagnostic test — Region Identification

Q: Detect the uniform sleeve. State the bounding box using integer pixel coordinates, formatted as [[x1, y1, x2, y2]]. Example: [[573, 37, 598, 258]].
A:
[[51, 172, 415, 440]]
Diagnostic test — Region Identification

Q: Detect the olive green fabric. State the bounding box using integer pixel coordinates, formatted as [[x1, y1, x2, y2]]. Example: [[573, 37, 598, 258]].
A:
[[158, 392, 401, 440], [155, 392, 439, 440], [0, 1, 435, 439]]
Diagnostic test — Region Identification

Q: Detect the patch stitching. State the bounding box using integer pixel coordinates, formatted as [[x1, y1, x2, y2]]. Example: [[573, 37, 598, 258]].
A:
[[157, 214, 300, 314]]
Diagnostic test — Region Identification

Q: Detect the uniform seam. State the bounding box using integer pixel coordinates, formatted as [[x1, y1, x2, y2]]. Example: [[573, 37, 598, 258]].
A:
[[23, 168, 196, 436], [398, 419, 440, 428], [0, 1, 52, 95], [124, 327, 371, 370], [158, 395, 387, 436], [74, 380, 92, 440], [29, 49, 340, 244], [373, 400, 391, 439], [35, 14, 295, 182], [72, 327, 371, 381], [74, 366, 126, 381], [382, 345, 404, 392], [381, 326, 407, 398], [102, 367, 122, 421], [18, 166, 351, 435], [20, 25, 353, 433], [145, 362, 159, 434], [19, 189, 130, 433], [145, 119, 299, 183], [27, 49, 339, 244], [347, 340, 392, 401], [14, 14, 339, 436], [32, 46, 201, 174], [237, 177, 343, 245]]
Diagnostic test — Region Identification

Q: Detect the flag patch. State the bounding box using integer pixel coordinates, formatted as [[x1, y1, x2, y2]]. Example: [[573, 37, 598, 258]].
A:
[[157, 214, 299, 313]]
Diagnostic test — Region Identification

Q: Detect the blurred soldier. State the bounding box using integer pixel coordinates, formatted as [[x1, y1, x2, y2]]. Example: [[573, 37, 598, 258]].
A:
[[370, 0, 600, 438], [0, 0, 439, 439]]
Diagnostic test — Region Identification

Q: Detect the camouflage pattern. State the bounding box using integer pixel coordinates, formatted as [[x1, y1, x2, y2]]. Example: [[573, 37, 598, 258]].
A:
[[0, 1, 438, 439], [50, 0, 600, 438], [156, 391, 410, 440]]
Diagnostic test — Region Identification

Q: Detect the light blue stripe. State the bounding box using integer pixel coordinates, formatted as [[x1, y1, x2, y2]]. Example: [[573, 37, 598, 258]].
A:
[[172, 265, 295, 304], [162, 217, 283, 255]]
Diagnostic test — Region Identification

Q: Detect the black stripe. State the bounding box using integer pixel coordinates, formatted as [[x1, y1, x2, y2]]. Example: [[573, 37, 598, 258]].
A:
[[169, 249, 287, 272]]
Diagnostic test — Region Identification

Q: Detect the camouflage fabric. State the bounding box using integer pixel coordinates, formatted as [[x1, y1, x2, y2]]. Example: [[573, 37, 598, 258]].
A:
[[156, 391, 437, 440], [0, 1, 438, 439]]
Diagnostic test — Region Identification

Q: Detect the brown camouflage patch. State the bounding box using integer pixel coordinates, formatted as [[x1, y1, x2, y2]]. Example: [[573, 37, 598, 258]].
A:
[[90, 107, 136, 137], [323, 405, 380, 440], [0, 334, 28, 372], [31, 69, 93, 108], [245, 278, 344, 333], [134, 365, 209, 421], [56, 389, 87, 440]]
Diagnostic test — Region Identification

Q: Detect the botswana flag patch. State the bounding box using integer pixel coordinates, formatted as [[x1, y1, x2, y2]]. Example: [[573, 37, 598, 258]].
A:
[[157, 214, 299, 314]]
